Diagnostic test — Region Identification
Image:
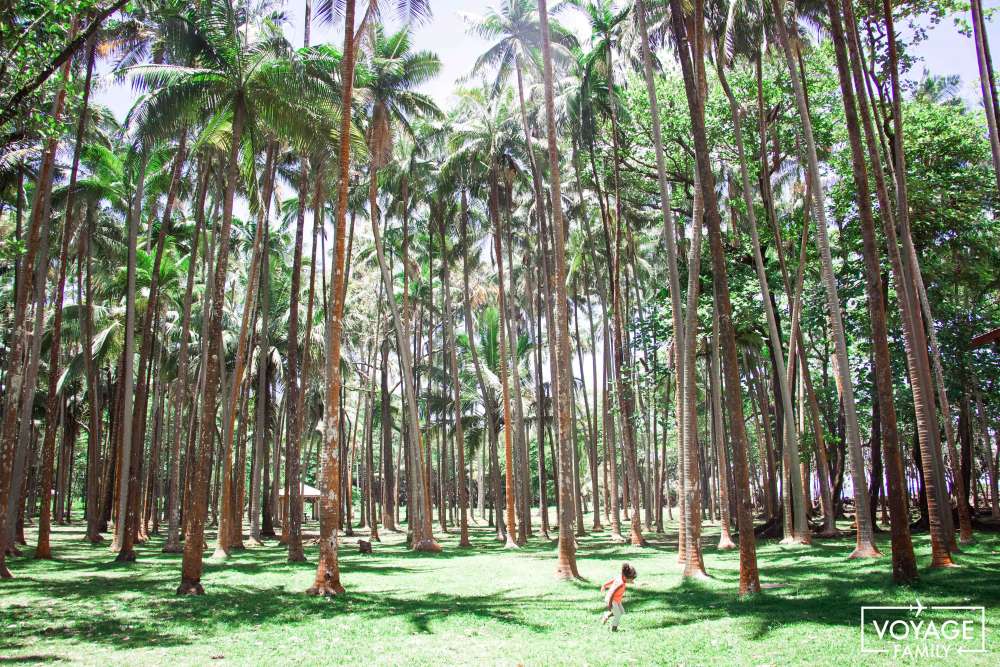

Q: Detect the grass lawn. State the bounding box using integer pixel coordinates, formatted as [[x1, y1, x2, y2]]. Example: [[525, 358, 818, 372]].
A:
[[2, 513, 998, 666]]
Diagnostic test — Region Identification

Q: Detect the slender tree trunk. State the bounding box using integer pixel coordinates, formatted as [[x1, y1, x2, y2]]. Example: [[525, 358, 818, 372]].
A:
[[825, 0, 917, 579], [771, 0, 879, 557], [538, 0, 579, 579], [711, 305, 735, 550], [164, 164, 208, 552], [717, 60, 809, 544], [490, 175, 519, 549], [670, 0, 759, 592], [177, 102, 246, 595], [35, 41, 95, 556], [368, 164, 439, 553], [0, 32, 76, 575]]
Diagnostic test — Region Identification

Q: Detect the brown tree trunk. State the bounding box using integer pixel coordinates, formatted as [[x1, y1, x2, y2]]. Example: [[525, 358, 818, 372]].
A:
[[670, 0, 758, 592], [177, 102, 246, 595], [825, 0, 917, 579]]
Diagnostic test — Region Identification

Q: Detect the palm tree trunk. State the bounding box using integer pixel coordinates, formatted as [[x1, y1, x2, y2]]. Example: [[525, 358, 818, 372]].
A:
[[248, 147, 277, 546], [368, 165, 439, 553], [824, 0, 918, 579], [0, 31, 76, 575], [163, 161, 209, 552], [770, 0, 879, 557], [537, 0, 579, 579], [82, 199, 103, 544], [842, 0, 954, 562], [110, 153, 148, 556], [35, 40, 95, 557], [670, 0, 759, 591], [177, 101, 246, 595], [119, 130, 188, 561], [531, 268, 550, 537], [490, 174, 519, 549], [710, 305, 735, 550], [442, 222, 470, 547], [716, 60, 809, 545]]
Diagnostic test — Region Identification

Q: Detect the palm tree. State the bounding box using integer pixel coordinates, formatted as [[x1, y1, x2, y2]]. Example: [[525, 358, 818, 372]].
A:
[[34, 40, 99, 558], [568, 0, 655, 548], [822, 0, 918, 581], [0, 29, 77, 578], [767, 0, 880, 558], [873, 0, 959, 560], [633, 0, 686, 543], [359, 25, 442, 554], [306, 0, 434, 595], [126, 1, 345, 594], [667, 0, 759, 591], [535, 0, 580, 579], [712, 2, 810, 545]]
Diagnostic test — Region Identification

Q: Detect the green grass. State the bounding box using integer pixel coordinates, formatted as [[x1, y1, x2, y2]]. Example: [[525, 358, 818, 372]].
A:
[[2, 513, 998, 665]]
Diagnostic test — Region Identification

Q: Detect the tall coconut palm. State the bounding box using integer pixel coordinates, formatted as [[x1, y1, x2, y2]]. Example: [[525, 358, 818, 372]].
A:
[[536, 0, 580, 579], [126, 1, 346, 594], [712, 1, 810, 545], [820, 0, 917, 581], [667, 0, 760, 591], [359, 25, 442, 554], [768, 0, 880, 558], [633, 0, 686, 545]]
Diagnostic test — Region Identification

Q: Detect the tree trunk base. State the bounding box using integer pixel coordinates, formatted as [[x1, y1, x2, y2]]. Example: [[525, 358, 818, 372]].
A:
[[176, 578, 205, 595], [848, 544, 883, 559], [162, 542, 183, 553], [929, 555, 957, 568], [305, 582, 345, 597], [717, 536, 737, 550], [504, 537, 520, 549], [683, 567, 711, 580], [287, 551, 308, 563], [84, 532, 105, 545], [114, 549, 136, 563], [245, 537, 264, 548], [211, 547, 230, 560], [34, 546, 52, 559], [608, 531, 626, 543], [629, 532, 648, 547], [592, 523, 604, 531], [554, 561, 581, 580], [412, 538, 442, 553]]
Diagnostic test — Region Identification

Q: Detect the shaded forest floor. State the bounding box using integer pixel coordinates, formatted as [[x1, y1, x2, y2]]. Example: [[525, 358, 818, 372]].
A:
[[3, 512, 999, 666]]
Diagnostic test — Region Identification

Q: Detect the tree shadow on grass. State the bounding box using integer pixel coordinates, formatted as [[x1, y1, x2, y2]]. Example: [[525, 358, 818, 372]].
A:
[[1, 577, 547, 655], [5, 521, 997, 659]]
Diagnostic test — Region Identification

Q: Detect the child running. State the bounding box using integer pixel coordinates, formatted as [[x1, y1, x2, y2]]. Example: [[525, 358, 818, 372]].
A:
[[600, 563, 637, 631]]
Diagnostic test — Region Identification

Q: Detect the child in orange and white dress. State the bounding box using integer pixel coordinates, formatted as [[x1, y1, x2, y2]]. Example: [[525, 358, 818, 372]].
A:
[[600, 562, 637, 631]]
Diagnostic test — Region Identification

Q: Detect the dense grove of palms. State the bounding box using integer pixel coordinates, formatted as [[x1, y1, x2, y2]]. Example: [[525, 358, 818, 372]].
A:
[[1, 0, 999, 599]]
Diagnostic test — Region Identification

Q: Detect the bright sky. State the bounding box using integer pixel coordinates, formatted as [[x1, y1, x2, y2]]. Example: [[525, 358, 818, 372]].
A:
[[94, 1, 1000, 119]]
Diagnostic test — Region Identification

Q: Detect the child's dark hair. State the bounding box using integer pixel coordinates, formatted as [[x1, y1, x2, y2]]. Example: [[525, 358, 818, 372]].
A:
[[622, 563, 637, 579]]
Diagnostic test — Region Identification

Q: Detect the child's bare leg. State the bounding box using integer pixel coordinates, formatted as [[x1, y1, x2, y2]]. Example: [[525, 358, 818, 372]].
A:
[[610, 602, 623, 630]]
